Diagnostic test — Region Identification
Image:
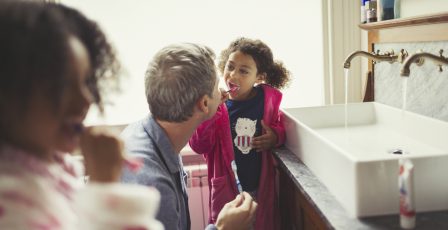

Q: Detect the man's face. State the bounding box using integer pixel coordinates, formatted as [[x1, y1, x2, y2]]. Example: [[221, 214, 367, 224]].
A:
[[205, 76, 223, 119]]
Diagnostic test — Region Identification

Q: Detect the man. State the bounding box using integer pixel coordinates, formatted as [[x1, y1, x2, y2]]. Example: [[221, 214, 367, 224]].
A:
[[121, 43, 257, 230]]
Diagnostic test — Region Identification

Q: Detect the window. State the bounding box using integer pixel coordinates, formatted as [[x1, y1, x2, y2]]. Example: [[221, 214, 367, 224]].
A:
[[63, 0, 325, 125]]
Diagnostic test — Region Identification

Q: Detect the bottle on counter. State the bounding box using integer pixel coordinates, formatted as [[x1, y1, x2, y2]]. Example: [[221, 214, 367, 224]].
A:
[[366, 0, 378, 23], [394, 0, 401, 19], [399, 158, 415, 229], [377, 0, 383, 21], [361, 0, 367, 23], [381, 0, 395, 20]]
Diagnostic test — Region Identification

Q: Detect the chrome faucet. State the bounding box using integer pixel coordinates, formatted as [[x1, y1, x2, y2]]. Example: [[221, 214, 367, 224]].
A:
[[343, 50, 405, 69], [400, 50, 448, 77]]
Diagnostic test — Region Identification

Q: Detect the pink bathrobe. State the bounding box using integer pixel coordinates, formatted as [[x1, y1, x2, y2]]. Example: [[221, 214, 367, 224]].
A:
[[189, 84, 285, 230]]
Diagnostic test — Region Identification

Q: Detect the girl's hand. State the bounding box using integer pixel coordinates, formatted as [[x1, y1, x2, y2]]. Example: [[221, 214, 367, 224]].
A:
[[251, 121, 278, 152], [80, 127, 124, 183]]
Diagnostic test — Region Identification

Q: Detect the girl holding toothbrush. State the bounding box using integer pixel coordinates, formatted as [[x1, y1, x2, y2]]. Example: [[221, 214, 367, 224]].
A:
[[0, 2, 161, 229], [189, 37, 291, 230]]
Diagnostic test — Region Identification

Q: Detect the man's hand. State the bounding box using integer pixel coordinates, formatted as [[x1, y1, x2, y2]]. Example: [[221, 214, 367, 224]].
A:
[[215, 192, 258, 230]]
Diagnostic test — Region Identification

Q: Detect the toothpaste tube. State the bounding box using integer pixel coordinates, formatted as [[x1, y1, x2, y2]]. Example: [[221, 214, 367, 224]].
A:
[[399, 158, 415, 229]]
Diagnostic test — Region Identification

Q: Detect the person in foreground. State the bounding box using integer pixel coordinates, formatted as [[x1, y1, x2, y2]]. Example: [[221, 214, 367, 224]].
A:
[[189, 37, 291, 230], [121, 43, 258, 230], [0, 1, 162, 229]]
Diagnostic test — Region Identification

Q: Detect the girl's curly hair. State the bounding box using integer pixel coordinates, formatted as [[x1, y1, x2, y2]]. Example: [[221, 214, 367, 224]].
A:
[[218, 37, 290, 89]]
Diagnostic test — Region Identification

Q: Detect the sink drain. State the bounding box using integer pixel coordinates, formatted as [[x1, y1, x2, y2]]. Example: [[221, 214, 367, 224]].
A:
[[388, 148, 409, 155]]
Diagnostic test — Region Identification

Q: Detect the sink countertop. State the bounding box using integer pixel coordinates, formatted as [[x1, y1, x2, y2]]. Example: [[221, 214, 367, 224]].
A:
[[273, 146, 448, 230]]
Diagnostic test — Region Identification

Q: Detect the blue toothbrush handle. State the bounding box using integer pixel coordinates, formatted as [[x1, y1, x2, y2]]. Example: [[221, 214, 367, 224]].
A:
[[231, 160, 243, 193], [236, 179, 243, 193]]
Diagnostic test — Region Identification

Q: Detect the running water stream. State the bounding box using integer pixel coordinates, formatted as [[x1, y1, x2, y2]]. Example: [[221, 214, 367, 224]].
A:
[[402, 77, 408, 117], [344, 68, 349, 129]]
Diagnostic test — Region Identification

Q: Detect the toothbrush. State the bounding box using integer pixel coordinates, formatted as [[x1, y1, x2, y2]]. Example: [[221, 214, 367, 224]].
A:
[[226, 84, 240, 93], [123, 156, 144, 173], [226, 88, 239, 93], [231, 160, 243, 193]]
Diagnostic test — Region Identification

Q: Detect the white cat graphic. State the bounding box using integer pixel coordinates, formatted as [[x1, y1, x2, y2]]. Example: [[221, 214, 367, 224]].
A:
[[234, 118, 257, 154]]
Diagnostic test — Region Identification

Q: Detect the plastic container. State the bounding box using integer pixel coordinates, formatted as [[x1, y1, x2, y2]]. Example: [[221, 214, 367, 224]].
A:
[[377, 0, 383, 21], [361, 0, 367, 23], [394, 0, 401, 19], [366, 0, 378, 23], [381, 0, 395, 20]]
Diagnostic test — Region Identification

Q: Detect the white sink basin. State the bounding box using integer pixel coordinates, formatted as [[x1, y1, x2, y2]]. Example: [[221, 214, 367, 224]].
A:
[[283, 102, 448, 217]]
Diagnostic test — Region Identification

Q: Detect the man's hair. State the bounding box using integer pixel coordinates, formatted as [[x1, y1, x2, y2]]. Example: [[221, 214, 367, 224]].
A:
[[145, 43, 216, 122]]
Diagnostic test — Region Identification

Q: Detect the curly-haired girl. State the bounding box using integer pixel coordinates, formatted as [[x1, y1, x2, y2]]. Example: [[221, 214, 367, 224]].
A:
[[190, 37, 291, 230]]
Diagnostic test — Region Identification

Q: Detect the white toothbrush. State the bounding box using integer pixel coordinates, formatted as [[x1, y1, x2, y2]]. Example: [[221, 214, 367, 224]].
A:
[[231, 160, 243, 193]]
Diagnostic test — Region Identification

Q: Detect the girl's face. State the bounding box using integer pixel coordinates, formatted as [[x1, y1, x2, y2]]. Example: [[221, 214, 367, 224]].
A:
[[4, 37, 92, 160], [223, 51, 264, 101]]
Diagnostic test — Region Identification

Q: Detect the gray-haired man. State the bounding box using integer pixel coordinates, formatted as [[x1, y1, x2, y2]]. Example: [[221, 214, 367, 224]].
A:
[[121, 43, 257, 230]]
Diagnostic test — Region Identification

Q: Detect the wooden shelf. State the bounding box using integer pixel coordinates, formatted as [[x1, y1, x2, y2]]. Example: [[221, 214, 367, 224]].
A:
[[359, 12, 448, 30], [361, 12, 448, 102]]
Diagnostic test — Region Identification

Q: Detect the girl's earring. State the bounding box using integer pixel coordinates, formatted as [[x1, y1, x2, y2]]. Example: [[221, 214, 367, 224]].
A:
[[257, 73, 267, 84]]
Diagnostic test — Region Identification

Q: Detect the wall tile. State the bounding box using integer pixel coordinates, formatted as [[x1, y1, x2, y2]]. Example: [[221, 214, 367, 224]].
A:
[[374, 41, 448, 121]]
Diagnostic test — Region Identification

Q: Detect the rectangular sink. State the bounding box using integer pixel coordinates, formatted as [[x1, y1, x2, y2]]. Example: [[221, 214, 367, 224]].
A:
[[282, 102, 448, 217]]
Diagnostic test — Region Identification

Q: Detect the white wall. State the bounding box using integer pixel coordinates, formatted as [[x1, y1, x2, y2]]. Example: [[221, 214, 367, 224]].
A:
[[62, 0, 324, 125], [323, 0, 363, 105], [400, 0, 448, 18]]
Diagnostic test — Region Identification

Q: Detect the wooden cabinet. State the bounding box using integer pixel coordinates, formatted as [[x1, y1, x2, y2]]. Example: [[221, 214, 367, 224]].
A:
[[278, 168, 329, 230], [274, 148, 448, 229]]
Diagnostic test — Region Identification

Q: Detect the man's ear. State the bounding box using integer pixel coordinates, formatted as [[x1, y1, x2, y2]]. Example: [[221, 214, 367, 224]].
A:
[[256, 72, 267, 84], [196, 94, 209, 114]]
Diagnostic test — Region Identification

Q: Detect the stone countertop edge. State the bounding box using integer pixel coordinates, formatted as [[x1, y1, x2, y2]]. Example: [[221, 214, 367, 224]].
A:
[[273, 146, 448, 230]]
